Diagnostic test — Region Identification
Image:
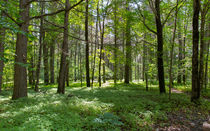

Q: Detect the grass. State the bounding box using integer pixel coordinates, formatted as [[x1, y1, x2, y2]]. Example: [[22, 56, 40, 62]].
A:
[[0, 82, 209, 131], [172, 83, 210, 99]]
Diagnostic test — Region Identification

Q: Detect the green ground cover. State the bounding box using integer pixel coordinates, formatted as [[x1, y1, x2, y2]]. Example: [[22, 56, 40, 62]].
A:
[[0, 82, 209, 131]]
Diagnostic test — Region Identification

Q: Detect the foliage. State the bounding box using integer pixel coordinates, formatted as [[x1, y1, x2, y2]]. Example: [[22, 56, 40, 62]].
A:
[[0, 82, 209, 130]]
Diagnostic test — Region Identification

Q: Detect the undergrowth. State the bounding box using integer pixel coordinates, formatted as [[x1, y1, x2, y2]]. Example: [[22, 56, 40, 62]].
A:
[[0, 82, 209, 131]]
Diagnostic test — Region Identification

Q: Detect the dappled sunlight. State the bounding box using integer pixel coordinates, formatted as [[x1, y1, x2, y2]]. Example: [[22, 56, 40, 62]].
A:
[[0, 83, 209, 130]]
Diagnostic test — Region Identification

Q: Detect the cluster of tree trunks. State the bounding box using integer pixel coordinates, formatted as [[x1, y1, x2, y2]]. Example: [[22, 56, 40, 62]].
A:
[[0, 0, 209, 103]]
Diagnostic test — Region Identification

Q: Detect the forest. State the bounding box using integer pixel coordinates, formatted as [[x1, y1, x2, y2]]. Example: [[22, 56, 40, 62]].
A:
[[0, 0, 210, 130]]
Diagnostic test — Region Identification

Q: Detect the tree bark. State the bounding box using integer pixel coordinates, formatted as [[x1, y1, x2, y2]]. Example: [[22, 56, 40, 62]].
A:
[[169, 0, 179, 99], [199, 2, 208, 90], [114, 0, 118, 85], [85, 0, 90, 87], [191, 0, 200, 102], [177, 25, 182, 84], [155, 0, 166, 93], [35, 1, 45, 92], [12, 0, 30, 99], [124, 0, 131, 84], [50, 41, 55, 84], [74, 42, 78, 82], [103, 53, 106, 83], [204, 21, 210, 90], [28, 57, 34, 85], [98, 8, 105, 87], [0, 1, 6, 93], [91, 1, 99, 87], [43, 37, 49, 85], [57, 0, 70, 94], [66, 61, 69, 86]]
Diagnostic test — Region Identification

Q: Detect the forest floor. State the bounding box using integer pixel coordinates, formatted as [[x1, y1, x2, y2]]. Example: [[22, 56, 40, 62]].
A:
[[0, 82, 209, 131]]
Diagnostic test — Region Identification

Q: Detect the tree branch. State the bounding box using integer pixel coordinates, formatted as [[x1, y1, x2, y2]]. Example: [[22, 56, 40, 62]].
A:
[[44, 19, 64, 29], [162, 0, 185, 27], [135, 1, 157, 35], [2, 11, 21, 26], [28, 0, 84, 21]]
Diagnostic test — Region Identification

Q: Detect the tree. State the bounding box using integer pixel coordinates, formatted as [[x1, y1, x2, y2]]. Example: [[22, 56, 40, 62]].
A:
[[169, 0, 179, 99], [124, 0, 132, 84], [50, 40, 55, 84], [98, 0, 108, 87], [35, 1, 45, 92], [0, 2, 6, 93], [154, 0, 166, 93], [85, 0, 90, 87], [199, 0, 209, 90], [12, 0, 30, 100], [114, 0, 118, 85], [191, 0, 200, 102], [57, 0, 70, 94], [43, 35, 49, 85], [91, 1, 99, 87]]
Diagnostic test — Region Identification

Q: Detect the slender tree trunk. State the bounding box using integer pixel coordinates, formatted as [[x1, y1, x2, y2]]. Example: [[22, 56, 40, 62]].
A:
[[143, 37, 146, 81], [85, 0, 90, 87], [121, 31, 125, 81], [204, 22, 210, 90], [66, 61, 69, 86], [191, 0, 200, 102], [98, 13, 105, 87], [12, 0, 30, 99], [50, 42, 55, 84], [43, 39, 49, 85], [35, 2, 45, 92], [74, 42, 78, 82], [91, 2, 99, 87], [124, 1, 131, 84], [80, 44, 83, 87], [114, 0, 118, 85], [57, 0, 70, 94], [0, 2, 6, 93], [169, 0, 179, 99], [182, 17, 188, 84], [103, 54, 106, 83], [199, 3, 208, 90], [177, 26, 182, 84], [155, 0, 166, 93], [28, 57, 34, 85]]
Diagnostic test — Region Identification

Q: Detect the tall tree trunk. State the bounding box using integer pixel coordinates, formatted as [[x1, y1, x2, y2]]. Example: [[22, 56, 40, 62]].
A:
[[85, 0, 90, 87], [57, 0, 70, 94], [12, 0, 30, 99], [0, 1, 6, 93], [121, 31, 125, 81], [43, 39, 49, 85], [91, 1, 99, 87], [79, 43, 83, 87], [199, 3, 208, 90], [177, 25, 182, 84], [50, 42, 55, 84], [66, 61, 69, 86], [191, 0, 200, 102], [182, 16, 188, 84], [114, 0, 118, 85], [155, 0, 166, 93], [124, 0, 131, 84], [35, 2, 45, 92], [103, 54, 106, 83], [143, 37, 146, 81], [169, 0, 179, 99], [204, 21, 210, 90], [28, 57, 34, 85], [98, 12, 105, 87], [74, 42, 78, 82]]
